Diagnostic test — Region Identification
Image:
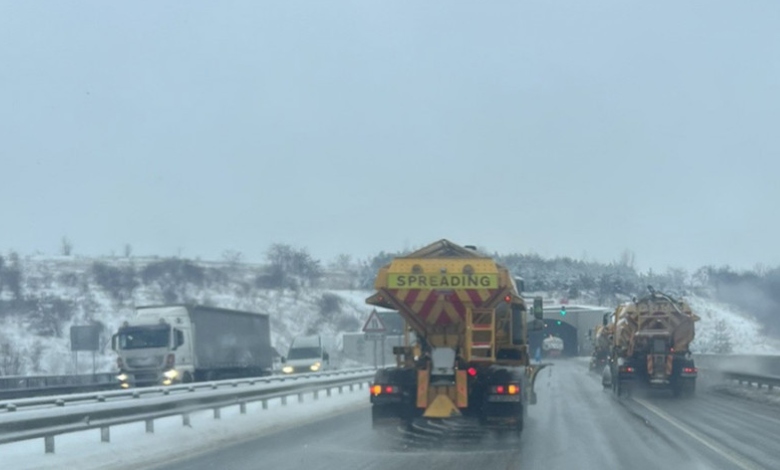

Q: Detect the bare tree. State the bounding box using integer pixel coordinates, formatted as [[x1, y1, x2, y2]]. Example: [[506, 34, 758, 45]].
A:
[[619, 249, 636, 269], [61, 237, 74, 256], [0, 341, 24, 376], [222, 250, 244, 266]]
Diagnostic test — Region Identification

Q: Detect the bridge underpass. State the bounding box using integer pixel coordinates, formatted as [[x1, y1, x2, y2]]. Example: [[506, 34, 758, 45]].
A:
[[530, 320, 579, 357], [529, 304, 611, 357]]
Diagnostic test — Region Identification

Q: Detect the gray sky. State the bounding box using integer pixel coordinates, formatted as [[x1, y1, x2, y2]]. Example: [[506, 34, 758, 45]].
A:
[[1, 1, 778, 272]]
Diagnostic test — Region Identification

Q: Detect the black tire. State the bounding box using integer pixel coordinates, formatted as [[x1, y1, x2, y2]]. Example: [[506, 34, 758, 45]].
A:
[[515, 414, 524, 435], [372, 405, 402, 429]]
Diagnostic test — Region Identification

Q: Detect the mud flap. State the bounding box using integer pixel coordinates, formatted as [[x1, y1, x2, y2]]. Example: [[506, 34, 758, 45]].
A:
[[527, 364, 549, 405], [423, 394, 462, 418]]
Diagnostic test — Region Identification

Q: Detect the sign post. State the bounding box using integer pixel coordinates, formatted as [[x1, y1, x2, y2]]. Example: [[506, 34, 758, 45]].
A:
[[70, 325, 102, 375], [362, 309, 387, 369]]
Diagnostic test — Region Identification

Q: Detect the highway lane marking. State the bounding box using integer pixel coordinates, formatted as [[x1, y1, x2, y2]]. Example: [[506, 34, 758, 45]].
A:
[[633, 397, 764, 470]]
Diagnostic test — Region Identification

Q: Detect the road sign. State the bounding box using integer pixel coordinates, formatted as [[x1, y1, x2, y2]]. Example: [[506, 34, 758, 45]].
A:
[[362, 309, 387, 334]]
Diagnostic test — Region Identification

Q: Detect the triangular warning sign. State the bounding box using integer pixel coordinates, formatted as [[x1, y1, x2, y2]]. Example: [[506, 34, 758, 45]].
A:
[[362, 309, 387, 333]]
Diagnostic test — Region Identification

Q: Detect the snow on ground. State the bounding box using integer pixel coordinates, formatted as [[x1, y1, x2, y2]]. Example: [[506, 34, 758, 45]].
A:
[[686, 295, 780, 355], [712, 382, 780, 408], [1, 383, 368, 470]]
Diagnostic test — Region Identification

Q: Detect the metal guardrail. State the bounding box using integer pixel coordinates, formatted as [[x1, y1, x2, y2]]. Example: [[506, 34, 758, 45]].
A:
[[0, 367, 375, 412], [0, 371, 375, 454], [0, 366, 376, 401], [0, 373, 119, 399], [722, 371, 780, 391]]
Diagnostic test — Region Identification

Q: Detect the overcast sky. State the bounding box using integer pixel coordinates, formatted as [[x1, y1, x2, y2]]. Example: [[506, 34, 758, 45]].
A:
[[1, 1, 778, 272]]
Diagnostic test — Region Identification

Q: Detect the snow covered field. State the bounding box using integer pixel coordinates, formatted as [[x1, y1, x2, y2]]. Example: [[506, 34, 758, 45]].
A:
[[1, 383, 368, 470]]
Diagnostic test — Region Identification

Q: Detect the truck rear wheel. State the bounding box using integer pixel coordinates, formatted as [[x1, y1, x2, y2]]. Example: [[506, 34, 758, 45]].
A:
[[674, 379, 695, 398]]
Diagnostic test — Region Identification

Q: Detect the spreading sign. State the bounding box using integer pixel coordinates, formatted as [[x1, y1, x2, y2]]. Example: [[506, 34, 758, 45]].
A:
[[387, 273, 498, 289]]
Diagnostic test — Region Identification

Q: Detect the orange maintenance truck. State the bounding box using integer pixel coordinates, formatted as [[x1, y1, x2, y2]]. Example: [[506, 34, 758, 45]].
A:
[[607, 287, 699, 397], [366, 240, 545, 433]]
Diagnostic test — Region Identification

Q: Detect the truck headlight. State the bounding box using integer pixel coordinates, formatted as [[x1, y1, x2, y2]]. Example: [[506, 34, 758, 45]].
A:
[[310, 362, 321, 371], [163, 369, 178, 380], [282, 366, 294, 374], [116, 373, 128, 382]]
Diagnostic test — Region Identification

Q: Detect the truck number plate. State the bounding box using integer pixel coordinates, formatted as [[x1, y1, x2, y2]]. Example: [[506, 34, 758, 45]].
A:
[[487, 395, 521, 403]]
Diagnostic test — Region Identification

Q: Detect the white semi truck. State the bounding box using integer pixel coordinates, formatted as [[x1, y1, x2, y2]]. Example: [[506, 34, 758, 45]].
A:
[[112, 305, 273, 387]]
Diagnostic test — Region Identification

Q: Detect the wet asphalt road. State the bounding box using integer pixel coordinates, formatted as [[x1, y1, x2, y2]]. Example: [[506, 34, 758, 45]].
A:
[[149, 360, 779, 470]]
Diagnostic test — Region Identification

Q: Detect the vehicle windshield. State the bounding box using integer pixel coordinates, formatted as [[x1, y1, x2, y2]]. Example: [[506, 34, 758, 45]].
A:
[[117, 327, 170, 350], [287, 347, 321, 360]]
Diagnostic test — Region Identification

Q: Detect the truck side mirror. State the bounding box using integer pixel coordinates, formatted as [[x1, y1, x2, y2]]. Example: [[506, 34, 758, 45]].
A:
[[280, 356, 286, 364], [323, 352, 330, 363], [602, 313, 609, 326], [111, 334, 118, 351], [533, 296, 544, 320], [173, 330, 184, 350]]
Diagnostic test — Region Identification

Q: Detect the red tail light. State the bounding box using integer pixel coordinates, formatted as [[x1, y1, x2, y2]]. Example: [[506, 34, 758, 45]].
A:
[[491, 384, 520, 395], [682, 367, 697, 374], [467, 367, 477, 377], [165, 354, 175, 368], [371, 384, 400, 396]]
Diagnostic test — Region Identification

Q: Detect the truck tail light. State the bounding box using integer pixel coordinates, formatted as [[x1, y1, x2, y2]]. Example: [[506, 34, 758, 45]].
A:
[[371, 384, 400, 396], [682, 367, 697, 374], [491, 384, 520, 395]]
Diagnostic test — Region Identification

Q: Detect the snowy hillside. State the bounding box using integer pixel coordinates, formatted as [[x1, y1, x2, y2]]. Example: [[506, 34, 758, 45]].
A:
[[686, 295, 780, 355], [0, 253, 377, 376], [1, 252, 779, 378], [0, 285, 376, 376]]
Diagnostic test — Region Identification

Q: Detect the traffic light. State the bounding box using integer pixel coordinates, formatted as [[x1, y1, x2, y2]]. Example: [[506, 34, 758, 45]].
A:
[[560, 306, 567, 316]]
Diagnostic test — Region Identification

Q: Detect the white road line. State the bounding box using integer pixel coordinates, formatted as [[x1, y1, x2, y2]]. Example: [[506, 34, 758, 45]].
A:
[[633, 398, 764, 470]]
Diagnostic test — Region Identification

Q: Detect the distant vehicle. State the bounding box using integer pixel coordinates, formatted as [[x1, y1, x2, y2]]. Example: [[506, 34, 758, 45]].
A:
[[281, 335, 336, 374], [112, 305, 273, 387], [542, 335, 564, 357], [606, 287, 699, 397]]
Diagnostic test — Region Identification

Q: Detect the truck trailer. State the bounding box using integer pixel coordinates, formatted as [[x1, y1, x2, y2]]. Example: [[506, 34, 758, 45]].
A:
[[606, 287, 699, 397], [365, 240, 545, 434], [112, 305, 273, 387]]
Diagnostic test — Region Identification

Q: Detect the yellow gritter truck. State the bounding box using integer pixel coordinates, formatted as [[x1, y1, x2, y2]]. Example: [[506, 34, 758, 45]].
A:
[[365, 239, 545, 433]]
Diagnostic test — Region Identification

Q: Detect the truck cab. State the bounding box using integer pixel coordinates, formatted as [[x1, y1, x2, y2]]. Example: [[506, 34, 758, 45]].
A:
[[112, 306, 194, 388], [281, 335, 331, 374]]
